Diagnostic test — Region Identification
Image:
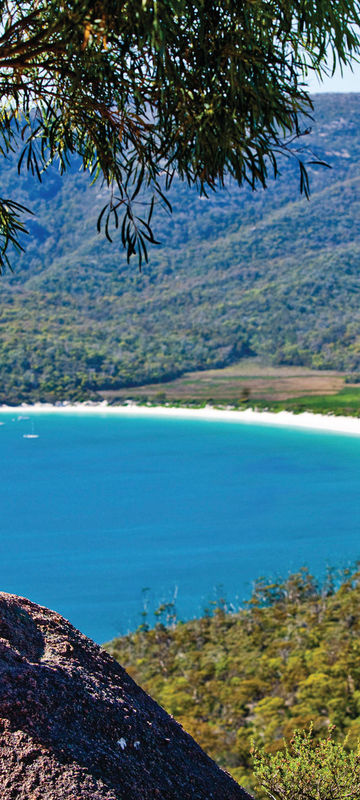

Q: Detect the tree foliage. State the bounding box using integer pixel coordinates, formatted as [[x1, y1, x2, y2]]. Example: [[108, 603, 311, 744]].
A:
[[106, 567, 360, 794], [253, 726, 360, 800], [2, 94, 360, 404], [0, 0, 359, 270]]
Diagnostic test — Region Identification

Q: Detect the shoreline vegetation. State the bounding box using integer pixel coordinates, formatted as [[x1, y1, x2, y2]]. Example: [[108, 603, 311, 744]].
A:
[[2, 399, 360, 437], [2, 358, 360, 428], [106, 567, 360, 796]]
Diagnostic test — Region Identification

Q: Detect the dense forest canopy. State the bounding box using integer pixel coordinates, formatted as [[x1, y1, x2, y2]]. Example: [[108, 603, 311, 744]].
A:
[[0, 0, 360, 269], [1, 94, 360, 404]]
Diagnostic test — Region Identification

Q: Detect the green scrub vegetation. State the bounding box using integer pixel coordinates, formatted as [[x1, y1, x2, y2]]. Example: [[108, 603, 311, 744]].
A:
[[106, 568, 360, 795], [253, 726, 360, 800]]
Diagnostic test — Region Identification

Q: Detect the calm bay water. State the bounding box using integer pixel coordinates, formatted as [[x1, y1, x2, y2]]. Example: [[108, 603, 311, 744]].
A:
[[1, 410, 360, 643]]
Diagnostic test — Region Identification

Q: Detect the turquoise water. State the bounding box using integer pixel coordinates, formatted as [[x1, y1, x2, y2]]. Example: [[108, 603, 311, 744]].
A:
[[1, 410, 360, 643]]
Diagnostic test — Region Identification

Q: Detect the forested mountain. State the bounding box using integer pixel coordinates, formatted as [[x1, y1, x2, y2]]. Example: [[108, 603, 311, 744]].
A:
[[1, 94, 360, 402]]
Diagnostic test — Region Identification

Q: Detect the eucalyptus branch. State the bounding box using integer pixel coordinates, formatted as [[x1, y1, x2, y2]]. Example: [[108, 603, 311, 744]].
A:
[[0, 0, 359, 271]]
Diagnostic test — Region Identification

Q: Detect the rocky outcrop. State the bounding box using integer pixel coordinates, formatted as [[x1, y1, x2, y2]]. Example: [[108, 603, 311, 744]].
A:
[[0, 593, 253, 800]]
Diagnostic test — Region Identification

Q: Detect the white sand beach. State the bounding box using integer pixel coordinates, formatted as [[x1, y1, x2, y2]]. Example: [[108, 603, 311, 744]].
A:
[[1, 401, 360, 436]]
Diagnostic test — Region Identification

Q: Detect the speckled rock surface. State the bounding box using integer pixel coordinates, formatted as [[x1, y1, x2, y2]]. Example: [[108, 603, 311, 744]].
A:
[[0, 593, 253, 800]]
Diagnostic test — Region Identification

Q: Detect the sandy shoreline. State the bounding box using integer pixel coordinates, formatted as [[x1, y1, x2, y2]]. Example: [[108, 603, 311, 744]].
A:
[[1, 401, 360, 436]]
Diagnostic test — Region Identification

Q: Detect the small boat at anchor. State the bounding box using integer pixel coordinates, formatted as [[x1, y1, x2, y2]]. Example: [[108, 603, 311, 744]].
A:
[[23, 421, 39, 439]]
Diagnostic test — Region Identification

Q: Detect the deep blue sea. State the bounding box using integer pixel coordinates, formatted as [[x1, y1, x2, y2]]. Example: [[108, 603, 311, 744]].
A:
[[1, 410, 360, 643]]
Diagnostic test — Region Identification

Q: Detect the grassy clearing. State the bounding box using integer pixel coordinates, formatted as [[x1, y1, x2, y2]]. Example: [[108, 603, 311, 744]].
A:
[[261, 387, 360, 416], [101, 359, 346, 405], [100, 359, 360, 416]]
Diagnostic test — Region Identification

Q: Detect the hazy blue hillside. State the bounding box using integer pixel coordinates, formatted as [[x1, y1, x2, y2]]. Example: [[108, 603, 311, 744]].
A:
[[1, 94, 360, 402]]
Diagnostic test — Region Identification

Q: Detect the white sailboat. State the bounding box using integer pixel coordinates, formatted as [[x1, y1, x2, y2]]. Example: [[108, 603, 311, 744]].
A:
[[23, 420, 39, 439]]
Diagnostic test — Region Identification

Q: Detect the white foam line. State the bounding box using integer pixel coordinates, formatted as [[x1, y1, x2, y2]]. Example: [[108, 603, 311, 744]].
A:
[[1, 402, 360, 436]]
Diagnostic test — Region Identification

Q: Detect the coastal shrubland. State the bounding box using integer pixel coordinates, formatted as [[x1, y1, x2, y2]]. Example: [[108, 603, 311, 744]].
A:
[[103, 383, 360, 417], [253, 727, 360, 800], [106, 567, 360, 795]]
